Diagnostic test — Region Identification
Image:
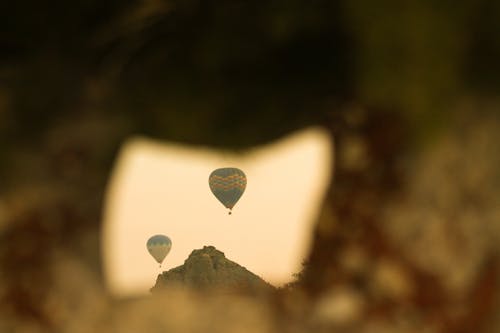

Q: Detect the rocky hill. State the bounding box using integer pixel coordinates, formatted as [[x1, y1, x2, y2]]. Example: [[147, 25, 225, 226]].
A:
[[151, 246, 275, 294]]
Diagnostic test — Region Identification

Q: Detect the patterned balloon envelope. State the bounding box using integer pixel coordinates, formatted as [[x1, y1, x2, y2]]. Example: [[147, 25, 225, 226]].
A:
[[146, 234, 172, 266], [208, 167, 247, 214]]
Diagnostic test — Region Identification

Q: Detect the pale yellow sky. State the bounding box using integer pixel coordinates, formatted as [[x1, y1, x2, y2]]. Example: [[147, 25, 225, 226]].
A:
[[102, 127, 333, 297]]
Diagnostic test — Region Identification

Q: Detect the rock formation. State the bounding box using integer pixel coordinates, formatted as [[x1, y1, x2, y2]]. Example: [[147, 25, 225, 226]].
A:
[[151, 246, 274, 294]]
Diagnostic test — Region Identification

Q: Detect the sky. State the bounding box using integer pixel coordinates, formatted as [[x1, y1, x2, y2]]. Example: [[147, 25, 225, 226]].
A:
[[102, 127, 333, 297]]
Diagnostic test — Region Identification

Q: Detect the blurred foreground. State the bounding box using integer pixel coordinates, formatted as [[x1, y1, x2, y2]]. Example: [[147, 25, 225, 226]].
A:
[[1, 1, 500, 332], [1, 108, 498, 333]]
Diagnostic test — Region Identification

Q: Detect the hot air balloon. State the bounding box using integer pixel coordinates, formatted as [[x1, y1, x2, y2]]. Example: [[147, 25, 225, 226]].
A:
[[209, 167, 247, 214], [147, 235, 172, 267]]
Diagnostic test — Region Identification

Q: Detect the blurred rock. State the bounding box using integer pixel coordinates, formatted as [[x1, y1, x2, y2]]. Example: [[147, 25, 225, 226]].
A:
[[370, 258, 414, 301], [339, 134, 370, 171], [312, 286, 365, 327], [108, 288, 275, 333], [382, 112, 500, 296], [338, 244, 369, 276]]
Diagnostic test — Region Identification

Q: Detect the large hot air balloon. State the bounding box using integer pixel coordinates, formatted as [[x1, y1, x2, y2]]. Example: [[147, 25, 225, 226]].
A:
[[147, 235, 172, 267], [209, 167, 247, 214]]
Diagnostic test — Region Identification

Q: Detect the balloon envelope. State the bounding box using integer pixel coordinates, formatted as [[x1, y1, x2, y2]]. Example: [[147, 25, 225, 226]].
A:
[[209, 167, 247, 211], [146, 235, 172, 264]]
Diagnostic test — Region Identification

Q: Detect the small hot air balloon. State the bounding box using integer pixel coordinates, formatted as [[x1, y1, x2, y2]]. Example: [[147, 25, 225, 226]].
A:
[[147, 235, 172, 267], [209, 167, 247, 214]]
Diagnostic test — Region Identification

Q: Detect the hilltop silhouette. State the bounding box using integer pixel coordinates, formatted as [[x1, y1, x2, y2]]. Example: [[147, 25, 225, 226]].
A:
[[151, 246, 274, 294]]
